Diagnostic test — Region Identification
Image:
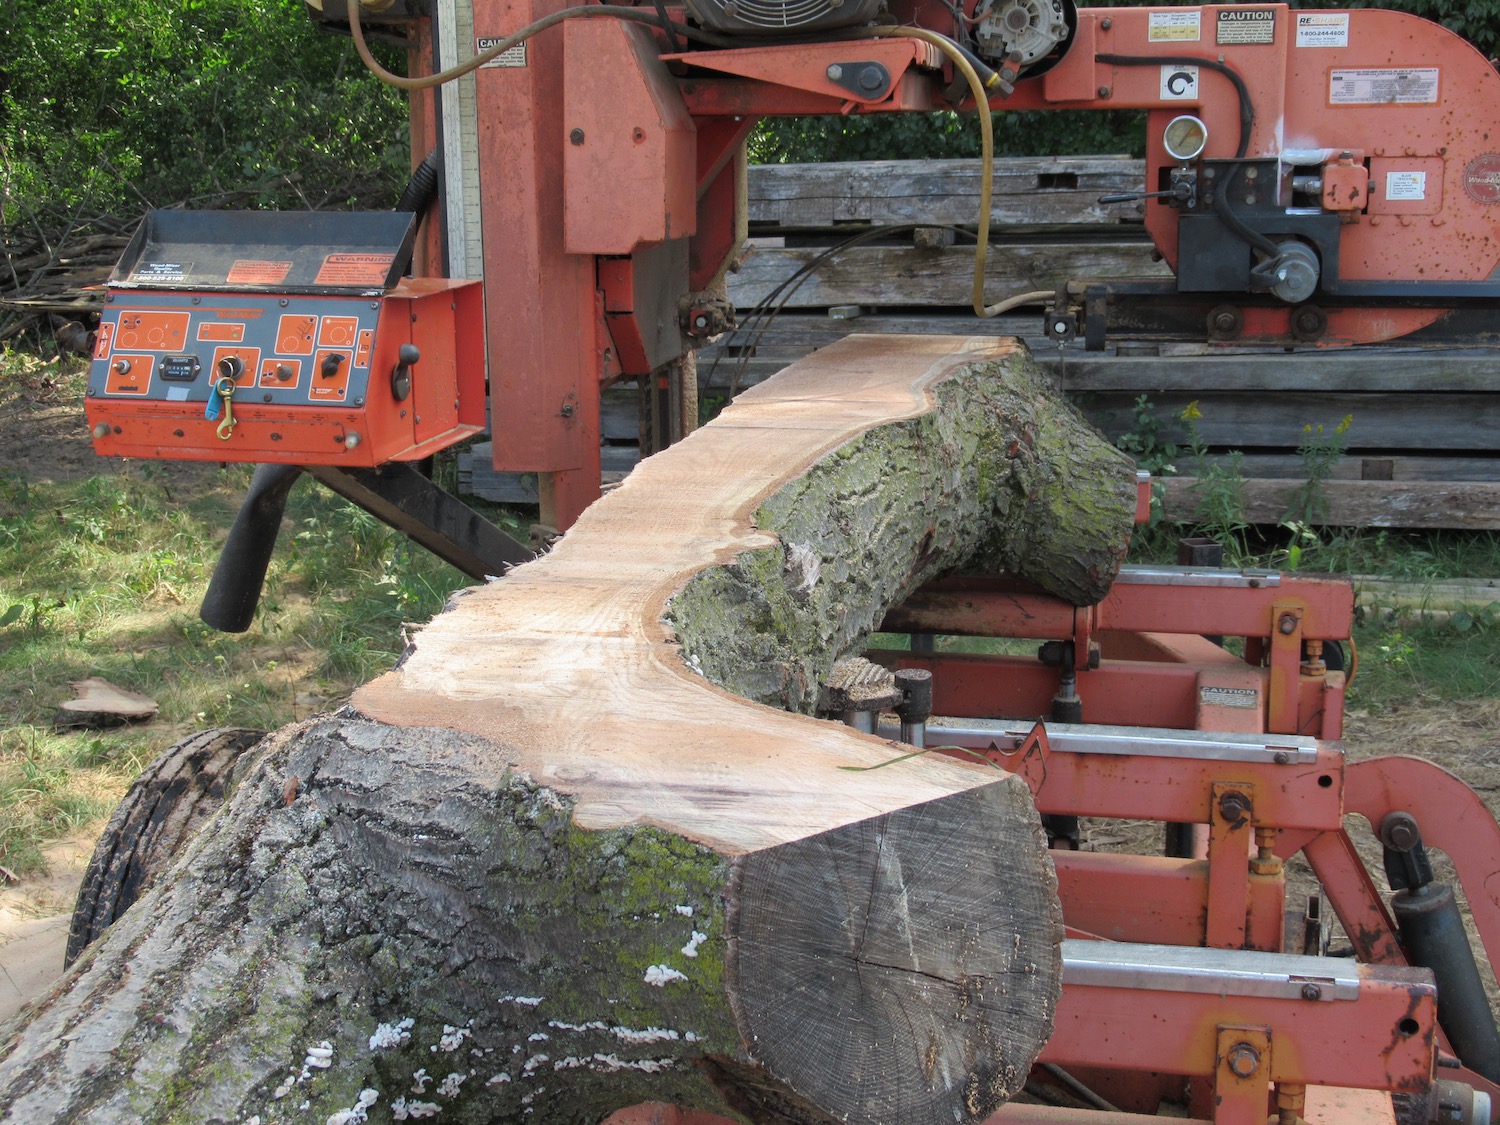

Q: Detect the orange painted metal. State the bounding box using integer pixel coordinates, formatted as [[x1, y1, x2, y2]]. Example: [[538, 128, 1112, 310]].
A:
[[87, 278, 484, 467], [472, 0, 605, 528], [999, 5, 1500, 345], [1043, 963, 1437, 1095], [1055, 851, 1284, 950], [884, 573, 1355, 643]]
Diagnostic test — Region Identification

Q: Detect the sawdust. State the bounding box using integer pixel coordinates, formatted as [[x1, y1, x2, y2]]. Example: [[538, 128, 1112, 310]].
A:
[[0, 828, 99, 1024]]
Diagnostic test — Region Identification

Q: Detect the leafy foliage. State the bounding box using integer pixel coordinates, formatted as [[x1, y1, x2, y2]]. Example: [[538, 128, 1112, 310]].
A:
[[749, 110, 1145, 163], [0, 0, 409, 220]]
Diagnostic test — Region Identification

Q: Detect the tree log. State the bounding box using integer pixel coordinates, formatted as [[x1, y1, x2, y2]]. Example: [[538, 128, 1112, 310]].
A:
[[0, 335, 1137, 1125]]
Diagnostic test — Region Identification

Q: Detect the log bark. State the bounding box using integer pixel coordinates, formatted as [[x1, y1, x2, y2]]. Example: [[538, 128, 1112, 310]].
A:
[[0, 335, 1138, 1125]]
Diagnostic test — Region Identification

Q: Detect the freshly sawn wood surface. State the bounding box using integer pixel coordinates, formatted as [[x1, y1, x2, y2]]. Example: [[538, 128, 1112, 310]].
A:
[[0, 335, 1138, 1125]]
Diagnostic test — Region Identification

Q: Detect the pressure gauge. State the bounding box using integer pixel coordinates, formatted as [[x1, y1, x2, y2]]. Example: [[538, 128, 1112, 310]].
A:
[[1163, 115, 1208, 163]]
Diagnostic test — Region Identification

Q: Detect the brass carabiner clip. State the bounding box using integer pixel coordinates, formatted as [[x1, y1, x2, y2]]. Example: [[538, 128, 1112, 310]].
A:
[[214, 376, 238, 441]]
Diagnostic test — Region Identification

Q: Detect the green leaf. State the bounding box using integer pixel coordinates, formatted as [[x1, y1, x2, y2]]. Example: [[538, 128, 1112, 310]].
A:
[[1452, 609, 1474, 633], [0, 604, 22, 629]]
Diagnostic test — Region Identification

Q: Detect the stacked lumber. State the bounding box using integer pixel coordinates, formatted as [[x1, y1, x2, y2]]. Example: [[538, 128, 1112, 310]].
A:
[[695, 156, 1500, 530]]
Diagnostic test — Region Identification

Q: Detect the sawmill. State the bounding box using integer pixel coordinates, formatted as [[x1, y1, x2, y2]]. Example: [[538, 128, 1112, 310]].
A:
[[23, 1, 1500, 1123]]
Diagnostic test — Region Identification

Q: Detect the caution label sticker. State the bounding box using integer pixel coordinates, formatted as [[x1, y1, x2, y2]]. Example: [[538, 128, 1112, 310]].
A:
[[1296, 12, 1348, 47], [1200, 686, 1259, 709], [226, 260, 292, 286], [314, 254, 395, 287], [1148, 10, 1201, 41], [477, 36, 527, 68], [1217, 9, 1275, 45], [1329, 67, 1439, 105]]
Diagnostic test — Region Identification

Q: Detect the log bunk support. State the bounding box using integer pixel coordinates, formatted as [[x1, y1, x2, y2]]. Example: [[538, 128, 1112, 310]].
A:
[[6, 335, 1500, 1125]]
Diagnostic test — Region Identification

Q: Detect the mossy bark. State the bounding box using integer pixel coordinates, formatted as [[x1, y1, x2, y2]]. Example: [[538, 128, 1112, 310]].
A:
[[667, 347, 1136, 712], [0, 716, 748, 1124]]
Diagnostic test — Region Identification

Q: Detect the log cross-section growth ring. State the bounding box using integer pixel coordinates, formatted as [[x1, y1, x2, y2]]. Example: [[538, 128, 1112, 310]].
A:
[[0, 335, 1138, 1125]]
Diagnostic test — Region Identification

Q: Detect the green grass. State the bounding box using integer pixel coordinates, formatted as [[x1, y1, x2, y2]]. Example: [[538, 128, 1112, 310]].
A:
[[0, 352, 532, 875]]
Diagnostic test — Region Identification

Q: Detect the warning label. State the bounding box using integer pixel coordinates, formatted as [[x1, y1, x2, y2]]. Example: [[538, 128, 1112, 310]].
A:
[[314, 254, 395, 287], [226, 260, 292, 286], [1385, 170, 1427, 201], [1200, 686, 1259, 709], [1217, 9, 1275, 45], [1465, 153, 1500, 205], [477, 36, 527, 68], [1148, 10, 1201, 41], [1295, 12, 1349, 47], [1329, 67, 1439, 105]]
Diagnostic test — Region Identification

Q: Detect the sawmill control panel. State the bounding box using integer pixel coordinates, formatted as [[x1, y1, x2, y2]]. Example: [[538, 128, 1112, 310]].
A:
[[86, 210, 484, 468]]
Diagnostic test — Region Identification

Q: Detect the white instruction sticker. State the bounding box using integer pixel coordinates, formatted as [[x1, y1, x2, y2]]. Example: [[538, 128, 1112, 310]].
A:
[[1149, 10, 1201, 41], [1217, 8, 1276, 45], [1385, 170, 1428, 201], [477, 36, 527, 68], [1160, 65, 1200, 100], [1296, 12, 1349, 47], [1330, 67, 1439, 105]]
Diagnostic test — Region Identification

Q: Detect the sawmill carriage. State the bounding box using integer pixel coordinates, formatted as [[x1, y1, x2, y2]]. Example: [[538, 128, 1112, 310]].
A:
[[44, 0, 1500, 1122]]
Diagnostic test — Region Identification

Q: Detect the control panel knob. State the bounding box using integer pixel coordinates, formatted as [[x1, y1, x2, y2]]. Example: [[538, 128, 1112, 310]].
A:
[[320, 352, 346, 380], [217, 355, 244, 381], [112, 358, 132, 376], [274, 364, 294, 382], [391, 344, 420, 402]]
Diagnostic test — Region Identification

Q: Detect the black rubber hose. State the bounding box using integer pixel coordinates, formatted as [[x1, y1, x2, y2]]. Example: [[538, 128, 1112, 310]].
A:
[[199, 464, 305, 633], [395, 148, 441, 218]]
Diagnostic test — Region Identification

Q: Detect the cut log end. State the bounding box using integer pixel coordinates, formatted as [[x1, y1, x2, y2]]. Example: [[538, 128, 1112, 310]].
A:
[[723, 781, 1061, 1125]]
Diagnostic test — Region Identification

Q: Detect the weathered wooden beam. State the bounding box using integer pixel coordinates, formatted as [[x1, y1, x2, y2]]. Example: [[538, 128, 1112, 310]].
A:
[[1162, 478, 1500, 530], [728, 242, 1168, 309], [0, 336, 1138, 1125], [746, 157, 1148, 230]]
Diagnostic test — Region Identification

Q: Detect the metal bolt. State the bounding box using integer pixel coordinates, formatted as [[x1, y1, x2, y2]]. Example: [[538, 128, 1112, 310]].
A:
[[1301, 983, 1323, 1001], [1381, 811, 1421, 852], [561, 402, 575, 418], [858, 65, 884, 92], [1278, 613, 1299, 635], [1097, 86, 1111, 97], [1274, 751, 1290, 765], [1245, 167, 1258, 180], [1226, 1042, 1261, 1078], [92, 422, 111, 439], [1101, 17, 1111, 28], [569, 128, 585, 145], [1213, 311, 1238, 332], [694, 314, 709, 329], [263, 393, 272, 403], [1218, 791, 1251, 822], [827, 64, 843, 81]]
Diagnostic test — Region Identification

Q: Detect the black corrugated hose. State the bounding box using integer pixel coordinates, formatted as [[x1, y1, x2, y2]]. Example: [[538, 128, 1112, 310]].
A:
[[395, 148, 441, 217]]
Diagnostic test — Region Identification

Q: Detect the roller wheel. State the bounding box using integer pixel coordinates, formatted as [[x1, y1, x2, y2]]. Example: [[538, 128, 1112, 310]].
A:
[[65, 727, 266, 967]]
